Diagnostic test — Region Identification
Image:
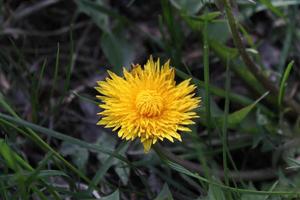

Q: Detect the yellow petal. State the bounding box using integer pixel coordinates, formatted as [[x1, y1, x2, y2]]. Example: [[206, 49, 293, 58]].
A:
[[142, 139, 152, 153]]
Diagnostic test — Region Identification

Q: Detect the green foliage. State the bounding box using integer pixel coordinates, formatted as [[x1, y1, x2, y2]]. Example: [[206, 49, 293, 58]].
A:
[[169, 0, 205, 15], [101, 31, 135, 74], [154, 183, 174, 200], [75, 0, 134, 74], [101, 190, 120, 200], [217, 92, 269, 128]]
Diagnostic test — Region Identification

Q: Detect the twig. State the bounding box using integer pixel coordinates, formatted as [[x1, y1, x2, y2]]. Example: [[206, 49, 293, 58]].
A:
[[154, 144, 295, 182], [13, 0, 60, 21], [2, 22, 89, 37], [222, 0, 300, 116]]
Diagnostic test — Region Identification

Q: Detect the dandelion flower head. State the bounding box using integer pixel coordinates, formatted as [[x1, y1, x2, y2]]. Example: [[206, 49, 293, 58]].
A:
[[96, 56, 200, 152]]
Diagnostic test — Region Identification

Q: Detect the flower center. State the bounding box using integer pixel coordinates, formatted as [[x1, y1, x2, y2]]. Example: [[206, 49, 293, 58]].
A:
[[136, 90, 163, 117]]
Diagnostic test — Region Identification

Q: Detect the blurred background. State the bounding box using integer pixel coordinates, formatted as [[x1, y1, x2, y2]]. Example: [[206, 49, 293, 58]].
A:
[[1, 0, 300, 199]]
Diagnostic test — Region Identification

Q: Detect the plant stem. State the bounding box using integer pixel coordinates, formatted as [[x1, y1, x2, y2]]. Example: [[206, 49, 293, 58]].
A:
[[222, 0, 300, 116], [153, 144, 294, 182]]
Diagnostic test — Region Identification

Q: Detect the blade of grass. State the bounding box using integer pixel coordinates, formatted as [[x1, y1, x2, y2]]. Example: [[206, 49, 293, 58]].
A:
[[88, 142, 128, 193], [0, 140, 62, 199], [182, 14, 267, 96], [203, 14, 211, 135], [1, 170, 68, 185], [37, 58, 47, 96], [278, 60, 294, 108], [0, 139, 28, 199], [73, 91, 98, 105], [255, 0, 300, 13], [30, 58, 48, 125], [262, 181, 279, 200], [161, 0, 182, 66], [222, 62, 233, 200], [0, 114, 152, 199], [176, 69, 274, 117], [0, 94, 93, 187], [52, 29, 74, 118], [32, 187, 49, 200], [151, 167, 196, 197], [154, 146, 299, 196], [154, 184, 173, 200], [0, 139, 24, 171], [259, 0, 285, 18], [64, 27, 74, 95], [0, 113, 129, 164], [102, 189, 119, 200], [278, 7, 295, 73], [222, 0, 300, 115], [0, 180, 9, 200], [50, 43, 60, 105], [222, 63, 230, 186], [25, 152, 54, 185]]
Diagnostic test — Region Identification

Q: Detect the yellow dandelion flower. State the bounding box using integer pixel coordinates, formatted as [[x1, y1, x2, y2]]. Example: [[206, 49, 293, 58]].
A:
[[95, 56, 200, 153]]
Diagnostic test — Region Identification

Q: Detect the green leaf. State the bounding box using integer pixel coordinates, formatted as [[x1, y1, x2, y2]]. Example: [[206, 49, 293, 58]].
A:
[[101, 189, 119, 200], [115, 165, 130, 185], [75, 0, 135, 74], [101, 31, 135, 75], [209, 39, 238, 60], [75, 0, 109, 31], [169, 0, 204, 15], [259, 0, 285, 18], [207, 20, 231, 44], [183, 15, 231, 45], [114, 144, 130, 185], [216, 92, 269, 128], [96, 133, 117, 162], [75, 0, 130, 27], [154, 183, 174, 200], [89, 142, 128, 192], [60, 142, 89, 172], [188, 11, 221, 22]]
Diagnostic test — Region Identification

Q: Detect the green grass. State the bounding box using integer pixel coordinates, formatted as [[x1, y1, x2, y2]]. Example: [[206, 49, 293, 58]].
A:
[[1, 0, 300, 199]]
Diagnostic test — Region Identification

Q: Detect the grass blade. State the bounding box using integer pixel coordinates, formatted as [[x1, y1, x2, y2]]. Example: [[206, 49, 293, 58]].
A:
[[154, 146, 299, 196], [278, 60, 294, 108], [222, 63, 231, 187], [203, 14, 211, 135], [0, 113, 129, 164]]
